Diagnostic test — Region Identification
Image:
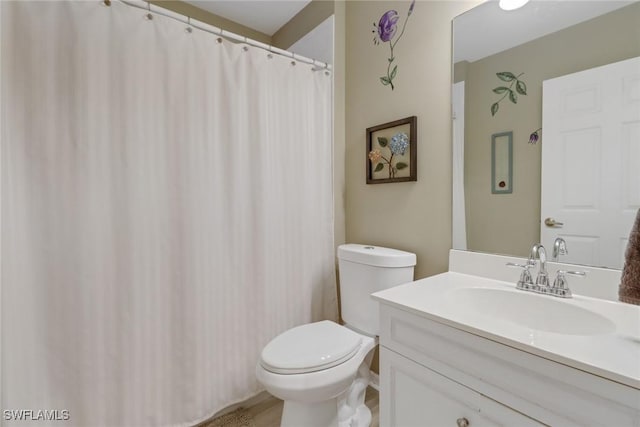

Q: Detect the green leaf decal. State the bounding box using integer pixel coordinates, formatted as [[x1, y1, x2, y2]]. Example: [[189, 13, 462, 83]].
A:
[[509, 91, 518, 104], [496, 72, 516, 82], [390, 65, 398, 80], [396, 162, 408, 170], [491, 103, 499, 116], [380, 76, 390, 85], [516, 80, 527, 95], [374, 163, 385, 172], [377, 137, 388, 148], [493, 86, 510, 94]]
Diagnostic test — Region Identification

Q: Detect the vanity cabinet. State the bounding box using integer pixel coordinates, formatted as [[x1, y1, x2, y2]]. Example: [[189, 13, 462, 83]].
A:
[[378, 304, 640, 427], [381, 347, 542, 426]]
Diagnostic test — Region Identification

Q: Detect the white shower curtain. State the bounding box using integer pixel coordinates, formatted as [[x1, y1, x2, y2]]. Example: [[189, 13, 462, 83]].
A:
[[1, 1, 335, 426], [452, 81, 467, 250]]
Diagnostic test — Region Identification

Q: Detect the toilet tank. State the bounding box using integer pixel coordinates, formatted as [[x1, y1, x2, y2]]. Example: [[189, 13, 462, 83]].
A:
[[338, 244, 416, 336]]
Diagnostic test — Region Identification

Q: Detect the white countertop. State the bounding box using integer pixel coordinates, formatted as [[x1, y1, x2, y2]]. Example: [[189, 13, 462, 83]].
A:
[[372, 272, 640, 389]]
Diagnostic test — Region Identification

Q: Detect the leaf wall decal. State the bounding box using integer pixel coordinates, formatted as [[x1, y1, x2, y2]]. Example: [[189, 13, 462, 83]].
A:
[[496, 71, 516, 81], [490, 71, 527, 116]]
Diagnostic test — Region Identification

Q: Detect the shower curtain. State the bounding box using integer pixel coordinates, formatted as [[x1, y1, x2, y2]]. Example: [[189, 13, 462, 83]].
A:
[[452, 81, 467, 250], [1, 1, 335, 426]]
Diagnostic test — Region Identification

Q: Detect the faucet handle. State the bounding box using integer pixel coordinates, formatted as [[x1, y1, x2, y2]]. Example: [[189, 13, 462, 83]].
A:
[[506, 262, 534, 290], [552, 270, 586, 298]]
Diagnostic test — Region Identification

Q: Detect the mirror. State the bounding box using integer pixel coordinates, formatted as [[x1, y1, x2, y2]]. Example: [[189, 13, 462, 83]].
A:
[[452, 0, 640, 269]]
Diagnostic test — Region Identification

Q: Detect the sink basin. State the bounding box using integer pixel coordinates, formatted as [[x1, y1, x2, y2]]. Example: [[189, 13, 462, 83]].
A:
[[448, 287, 617, 336]]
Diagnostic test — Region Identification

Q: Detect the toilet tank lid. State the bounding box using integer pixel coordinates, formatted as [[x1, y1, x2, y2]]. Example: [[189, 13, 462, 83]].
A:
[[338, 244, 416, 268]]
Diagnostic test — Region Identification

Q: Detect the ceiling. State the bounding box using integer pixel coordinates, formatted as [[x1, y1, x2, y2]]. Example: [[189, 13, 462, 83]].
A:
[[454, 0, 636, 63], [184, 0, 311, 36]]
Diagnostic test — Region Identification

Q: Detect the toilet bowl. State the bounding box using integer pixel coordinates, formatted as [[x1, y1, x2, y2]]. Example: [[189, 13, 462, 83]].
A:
[[256, 244, 416, 427], [256, 321, 376, 427]]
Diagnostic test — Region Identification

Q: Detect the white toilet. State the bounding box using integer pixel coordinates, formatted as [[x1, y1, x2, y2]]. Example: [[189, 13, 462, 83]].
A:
[[256, 244, 416, 427]]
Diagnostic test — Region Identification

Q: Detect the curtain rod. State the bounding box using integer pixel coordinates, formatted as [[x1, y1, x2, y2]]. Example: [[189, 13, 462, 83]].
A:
[[109, 0, 332, 72]]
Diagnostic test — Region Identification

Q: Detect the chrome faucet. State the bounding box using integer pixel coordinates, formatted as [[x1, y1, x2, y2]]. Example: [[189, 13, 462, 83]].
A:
[[506, 242, 586, 298], [529, 243, 549, 287], [552, 237, 568, 261]]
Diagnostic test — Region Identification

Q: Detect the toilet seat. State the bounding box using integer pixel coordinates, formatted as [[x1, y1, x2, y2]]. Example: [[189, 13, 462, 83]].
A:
[[260, 321, 363, 375]]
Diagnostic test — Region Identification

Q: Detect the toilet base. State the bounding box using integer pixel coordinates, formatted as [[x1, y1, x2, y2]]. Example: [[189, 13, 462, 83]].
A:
[[281, 399, 339, 427], [337, 358, 372, 427], [279, 352, 374, 427]]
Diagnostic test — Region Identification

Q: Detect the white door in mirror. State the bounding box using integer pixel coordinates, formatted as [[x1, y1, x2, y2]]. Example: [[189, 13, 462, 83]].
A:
[[541, 56, 640, 269]]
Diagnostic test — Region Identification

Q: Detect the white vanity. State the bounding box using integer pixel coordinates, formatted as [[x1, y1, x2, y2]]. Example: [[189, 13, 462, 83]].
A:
[[372, 250, 640, 427]]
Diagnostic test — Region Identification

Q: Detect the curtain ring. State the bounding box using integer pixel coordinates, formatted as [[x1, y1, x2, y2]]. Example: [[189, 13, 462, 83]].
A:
[[185, 17, 192, 33], [101, 0, 111, 7], [145, 2, 153, 20]]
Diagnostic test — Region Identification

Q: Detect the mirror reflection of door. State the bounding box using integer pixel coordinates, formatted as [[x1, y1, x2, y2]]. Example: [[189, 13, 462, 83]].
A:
[[541, 56, 640, 269]]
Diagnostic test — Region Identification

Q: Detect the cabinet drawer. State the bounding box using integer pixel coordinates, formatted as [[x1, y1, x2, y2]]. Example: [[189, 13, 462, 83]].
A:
[[380, 347, 544, 427]]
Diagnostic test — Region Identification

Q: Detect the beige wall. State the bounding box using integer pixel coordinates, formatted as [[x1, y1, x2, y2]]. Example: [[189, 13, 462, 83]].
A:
[[462, 3, 640, 257], [345, 0, 480, 280]]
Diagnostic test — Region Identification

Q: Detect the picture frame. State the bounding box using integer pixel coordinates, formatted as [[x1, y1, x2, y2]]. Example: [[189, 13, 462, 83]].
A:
[[366, 116, 417, 184], [491, 131, 513, 194]]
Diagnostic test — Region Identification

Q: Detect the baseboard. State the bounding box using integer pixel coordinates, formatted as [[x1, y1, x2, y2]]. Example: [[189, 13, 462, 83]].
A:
[[369, 370, 380, 391]]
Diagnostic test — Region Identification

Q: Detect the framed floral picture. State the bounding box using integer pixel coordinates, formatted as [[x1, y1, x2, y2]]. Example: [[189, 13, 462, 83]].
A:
[[366, 116, 417, 184]]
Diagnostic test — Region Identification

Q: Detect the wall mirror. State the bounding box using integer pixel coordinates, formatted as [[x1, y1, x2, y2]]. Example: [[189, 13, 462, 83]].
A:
[[452, 0, 640, 269]]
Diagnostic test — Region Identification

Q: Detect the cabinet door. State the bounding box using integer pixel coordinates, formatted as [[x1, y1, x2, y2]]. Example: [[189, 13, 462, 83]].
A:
[[380, 347, 544, 427]]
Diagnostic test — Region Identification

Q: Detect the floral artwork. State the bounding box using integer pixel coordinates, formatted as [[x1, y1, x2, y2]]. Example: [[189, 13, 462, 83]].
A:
[[490, 72, 527, 116], [369, 132, 410, 178], [372, 0, 415, 90], [366, 116, 417, 184]]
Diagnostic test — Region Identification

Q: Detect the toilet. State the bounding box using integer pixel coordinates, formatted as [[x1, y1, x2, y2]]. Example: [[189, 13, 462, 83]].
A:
[[256, 244, 416, 427]]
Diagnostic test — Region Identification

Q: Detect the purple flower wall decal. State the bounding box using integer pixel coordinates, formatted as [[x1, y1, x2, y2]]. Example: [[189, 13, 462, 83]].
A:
[[376, 11, 399, 43], [372, 0, 415, 90], [528, 128, 542, 144]]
